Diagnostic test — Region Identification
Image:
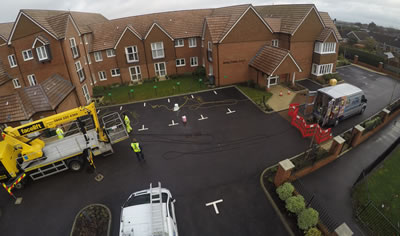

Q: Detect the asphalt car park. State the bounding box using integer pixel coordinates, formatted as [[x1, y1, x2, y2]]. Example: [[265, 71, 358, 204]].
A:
[[0, 87, 309, 236]]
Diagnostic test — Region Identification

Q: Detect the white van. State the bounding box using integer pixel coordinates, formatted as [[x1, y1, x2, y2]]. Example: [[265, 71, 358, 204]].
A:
[[313, 83, 367, 127], [119, 183, 179, 236]]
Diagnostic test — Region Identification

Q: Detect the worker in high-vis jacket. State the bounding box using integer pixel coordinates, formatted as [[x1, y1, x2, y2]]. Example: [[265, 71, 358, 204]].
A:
[[131, 138, 145, 162], [124, 114, 132, 134], [56, 127, 64, 139]]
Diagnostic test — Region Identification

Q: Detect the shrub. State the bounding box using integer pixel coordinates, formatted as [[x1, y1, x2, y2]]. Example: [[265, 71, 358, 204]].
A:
[[305, 227, 322, 236], [363, 116, 382, 133], [297, 208, 319, 230], [285, 195, 306, 214], [192, 66, 206, 78], [246, 79, 256, 88], [276, 182, 295, 201], [92, 86, 105, 97], [322, 73, 342, 83], [339, 45, 384, 67]]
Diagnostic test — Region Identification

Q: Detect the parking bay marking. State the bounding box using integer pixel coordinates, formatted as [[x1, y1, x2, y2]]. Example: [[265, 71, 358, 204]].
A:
[[198, 114, 208, 120], [213, 91, 218, 95], [205, 199, 223, 214], [226, 108, 236, 114], [191, 95, 194, 99], [120, 106, 123, 111], [168, 120, 179, 127], [138, 125, 149, 131], [144, 102, 146, 107]]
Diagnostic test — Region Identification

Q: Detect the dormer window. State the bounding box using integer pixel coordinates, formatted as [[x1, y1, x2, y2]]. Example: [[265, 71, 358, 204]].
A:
[[36, 46, 49, 61], [175, 39, 184, 47], [272, 39, 279, 47], [32, 36, 51, 62]]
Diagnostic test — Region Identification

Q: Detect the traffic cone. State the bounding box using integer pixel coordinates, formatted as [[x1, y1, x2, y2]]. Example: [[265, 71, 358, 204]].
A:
[[287, 90, 291, 95], [279, 91, 283, 96]]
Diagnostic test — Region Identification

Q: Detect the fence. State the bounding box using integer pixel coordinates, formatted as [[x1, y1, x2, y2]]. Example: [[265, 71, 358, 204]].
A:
[[384, 64, 400, 75]]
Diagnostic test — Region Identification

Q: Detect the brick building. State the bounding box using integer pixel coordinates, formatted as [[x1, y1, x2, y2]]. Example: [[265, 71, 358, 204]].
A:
[[0, 4, 340, 127]]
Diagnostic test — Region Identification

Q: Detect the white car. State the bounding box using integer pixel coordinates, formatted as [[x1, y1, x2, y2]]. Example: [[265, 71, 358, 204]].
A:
[[120, 183, 179, 236]]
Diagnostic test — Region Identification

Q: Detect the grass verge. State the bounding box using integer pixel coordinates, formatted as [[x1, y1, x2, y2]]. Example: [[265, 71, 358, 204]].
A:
[[236, 85, 272, 108]]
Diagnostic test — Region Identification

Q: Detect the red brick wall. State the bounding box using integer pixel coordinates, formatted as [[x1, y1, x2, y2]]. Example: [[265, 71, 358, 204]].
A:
[[56, 91, 80, 113]]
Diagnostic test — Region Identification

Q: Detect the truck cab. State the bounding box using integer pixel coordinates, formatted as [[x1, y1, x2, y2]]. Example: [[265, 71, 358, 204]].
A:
[[313, 83, 367, 127], [120, 183, 178, 236]]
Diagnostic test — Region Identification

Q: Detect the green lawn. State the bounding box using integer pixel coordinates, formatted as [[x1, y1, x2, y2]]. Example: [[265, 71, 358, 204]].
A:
[[93, 76, 207, 104], [352, 146, 400, 233], [236, 85, 272, 106]]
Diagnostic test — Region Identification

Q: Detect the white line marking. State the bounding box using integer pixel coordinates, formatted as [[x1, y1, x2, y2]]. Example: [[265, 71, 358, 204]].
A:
[[97, 110, 100, 114], [168, 120, 179, 127], [205, 199, 223, 214], [168, 98, 170, 103], [119, 106, 122, 110], [191, 95, 194, 99], [226, 108, 236, 114], [213, 90, 217, 95], [144, 102, 146, 107], [198, 114, 208, 120], [138, 125, 149, 131]]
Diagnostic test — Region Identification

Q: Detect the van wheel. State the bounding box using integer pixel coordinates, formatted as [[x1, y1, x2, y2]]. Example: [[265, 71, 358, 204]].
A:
[[69, 160, 83, 171], [334, 119, 339, 127]]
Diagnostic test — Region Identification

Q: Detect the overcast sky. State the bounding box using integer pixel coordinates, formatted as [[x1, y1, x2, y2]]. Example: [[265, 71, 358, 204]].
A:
[[0, 0, 399, 29]]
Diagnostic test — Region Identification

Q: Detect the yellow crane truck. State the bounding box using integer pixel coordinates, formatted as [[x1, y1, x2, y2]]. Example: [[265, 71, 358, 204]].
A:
[[0, 102, 128, 191]]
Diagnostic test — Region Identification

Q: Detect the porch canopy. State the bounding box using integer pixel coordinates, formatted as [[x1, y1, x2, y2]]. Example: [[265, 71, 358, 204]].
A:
[[249, 45, 302, 87]]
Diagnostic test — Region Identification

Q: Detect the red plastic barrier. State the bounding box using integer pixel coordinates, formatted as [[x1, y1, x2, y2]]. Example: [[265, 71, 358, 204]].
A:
[[288, 103, 332, 144]]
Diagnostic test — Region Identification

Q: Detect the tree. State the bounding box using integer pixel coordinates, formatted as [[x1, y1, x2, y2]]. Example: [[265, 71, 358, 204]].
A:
[[305, 227, 322, 236], [276, 182, 294, 201], [364, 37, 377, 52], [285, 195, 306, 214], [348, 36, 358, 46], [297, 208, 319, 230], [368, 22, 377, 31]]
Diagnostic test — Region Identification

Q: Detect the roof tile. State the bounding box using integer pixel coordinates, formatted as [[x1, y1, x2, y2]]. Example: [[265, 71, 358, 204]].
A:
[[249, 45, 298, 75], [0, 22, 14, 40], [319, 12, 342, 41]]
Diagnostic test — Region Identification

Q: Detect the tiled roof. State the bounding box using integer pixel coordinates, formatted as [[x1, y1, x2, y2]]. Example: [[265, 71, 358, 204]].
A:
[[0, 22, 14, 40], [316, 27, 336, 42], [249, 45, 300, 75], [370, 32, 400, 48], [348, 31, 370, 41], [0, 74, 74, 123], [0, 60, 12, 86], [205, 16, 230, 43], [264, 18, 281, 32], [20, 9, 108, 39], [254, 4, 315, 34], [319, 12, 342, 41]]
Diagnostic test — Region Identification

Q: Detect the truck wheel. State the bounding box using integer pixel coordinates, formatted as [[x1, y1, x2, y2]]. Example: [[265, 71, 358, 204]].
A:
[[69, 160, 82, 171]]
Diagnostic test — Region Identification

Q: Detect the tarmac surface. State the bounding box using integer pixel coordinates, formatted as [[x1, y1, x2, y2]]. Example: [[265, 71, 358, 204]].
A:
[[297, 79, 322, 92], [0, 87, 309, 236]]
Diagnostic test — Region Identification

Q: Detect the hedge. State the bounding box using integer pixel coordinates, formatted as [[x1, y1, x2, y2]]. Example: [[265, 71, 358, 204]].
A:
[[285, 195, 306, 214], [339, 46, 384, 67], [298, 208, 319, 230], [276, 182, 295, 201]]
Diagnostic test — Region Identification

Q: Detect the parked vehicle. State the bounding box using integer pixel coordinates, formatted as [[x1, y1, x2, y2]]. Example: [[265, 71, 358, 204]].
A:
[[120, 182, 179, 236], [313, 83, 367, 126]]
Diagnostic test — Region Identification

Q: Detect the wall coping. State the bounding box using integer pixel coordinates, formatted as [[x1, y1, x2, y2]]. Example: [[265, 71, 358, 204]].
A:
[[355, 125, 365, 132]]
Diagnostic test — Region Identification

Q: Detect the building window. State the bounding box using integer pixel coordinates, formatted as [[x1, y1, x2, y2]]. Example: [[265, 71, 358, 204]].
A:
[[94, 51, 103, 62], [129, 66, 142, 81], [12, 78, 21, 88], [272, 39, 279, 47], [98, 71, 107, 81], [175, 39, 184, 47], [8, 55, 17, 68], [69, 38, 79, 58], [189, 38, 197, 48], [125, 46, 139, 63], [314, 42, 336, 54], [87, 54, 91, 64], [82, 84, 90, 103], [154, 62, 167, 77], [190, 57, 198, 67], [176, 58, 185, 67], [36, 46, 49, 61], [22, 49, 33, 61], [27, 74, 37, 86], [111, 68, 120, 77], [208, 41, 212, 51], [83, 35, 88, 45], [312, 63, 333, 76], [75, 61, 85, 82], [151, 42, 164, 59], [106, 49, 116, 57]]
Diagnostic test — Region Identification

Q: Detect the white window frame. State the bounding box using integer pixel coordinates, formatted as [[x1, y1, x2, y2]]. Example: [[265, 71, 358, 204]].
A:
[[268, 76, 279, 87], [272, 39, 279, 47], [36, 46, 49, 61], [111, 68, 120, 77], [189, 38, 197, 48], [312, 63, 333, 76], [87, 54, 91, 64], [69, 38, 79, 58], [83, 35, 89, 45], [98, 71, 107, 81], [314, 42, 336, 54], [129, 66, 142, 82], [175, 39, 184, 47], [151, 42, 164, 59], [8, 55, 17, 68], [176, 58, 185, 67], [12, 78, 21, 88], [27, 74, 37, 86], [154, 62, 167, 77], [75, 61, 85, 82], [106, 49, 116, 57], [94, 51, 103, 62], [208, 41, 212, 51], [190, 57, 198, 67], [22, 49, 33, 61], [82, 84, 90, 104], [125, 46, 139, 63]]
